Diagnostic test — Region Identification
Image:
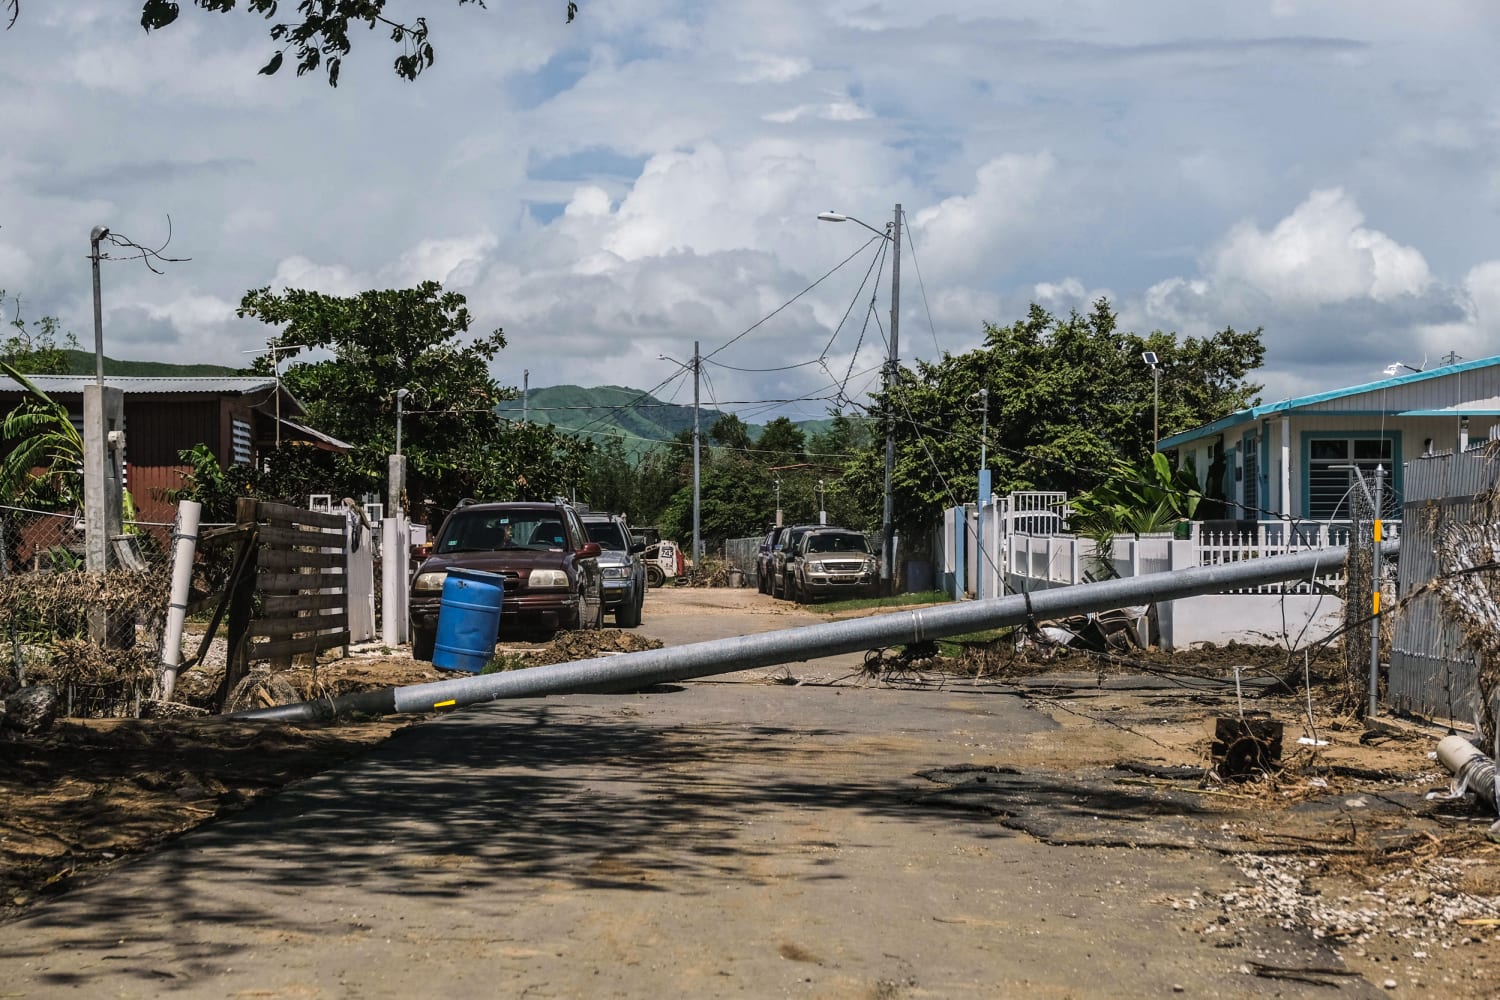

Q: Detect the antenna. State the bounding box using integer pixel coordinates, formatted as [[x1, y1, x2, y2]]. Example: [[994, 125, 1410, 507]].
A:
[[242, 343, 308, 448]]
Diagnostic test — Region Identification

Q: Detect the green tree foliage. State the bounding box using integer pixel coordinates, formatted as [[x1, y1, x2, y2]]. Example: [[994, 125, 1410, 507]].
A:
[[709, 414, 751, 451], [0, 361, 83, 507], [754, 417, 806, 465], [5, 1, 577, 87], [658, 455, 774, 549], [1, 291, 78, 376], [237, 281, 589, 513], [841, 299, 1264, 539]]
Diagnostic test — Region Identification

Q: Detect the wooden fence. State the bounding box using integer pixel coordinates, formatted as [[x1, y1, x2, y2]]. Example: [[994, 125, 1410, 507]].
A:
[[220, 498, 350, 701]]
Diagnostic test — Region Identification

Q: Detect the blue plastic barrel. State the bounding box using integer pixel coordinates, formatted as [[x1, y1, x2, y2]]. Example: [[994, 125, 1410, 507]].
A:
[[433, 568, 505, 672]]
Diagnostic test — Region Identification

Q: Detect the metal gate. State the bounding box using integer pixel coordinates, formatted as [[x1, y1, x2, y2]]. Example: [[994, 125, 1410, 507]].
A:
[[1388, 448, 1500, 722]]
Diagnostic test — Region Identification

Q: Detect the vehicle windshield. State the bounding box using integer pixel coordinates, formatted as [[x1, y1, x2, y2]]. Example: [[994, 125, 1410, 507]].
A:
[[584, 521, 629, 550], [805, 533, 870, 554], [438, 512, 568, 553]]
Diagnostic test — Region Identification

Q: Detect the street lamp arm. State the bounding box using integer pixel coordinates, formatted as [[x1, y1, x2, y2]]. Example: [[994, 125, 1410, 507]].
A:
[[817, 211, 892, 241]]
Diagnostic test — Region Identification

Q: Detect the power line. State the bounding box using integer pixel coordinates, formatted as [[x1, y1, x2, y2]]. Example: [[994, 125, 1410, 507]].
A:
[[701, 235, 881, 364], [903, 221, 943, 358]]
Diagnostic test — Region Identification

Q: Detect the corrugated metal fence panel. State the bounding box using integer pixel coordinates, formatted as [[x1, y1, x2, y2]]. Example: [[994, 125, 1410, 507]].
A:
[[1388, 450, 1500, 720], [722, 537, 761, 585]]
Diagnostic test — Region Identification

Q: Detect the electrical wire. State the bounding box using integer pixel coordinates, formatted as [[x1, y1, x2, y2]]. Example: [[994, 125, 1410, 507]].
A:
[[903, 221, 943, 358]]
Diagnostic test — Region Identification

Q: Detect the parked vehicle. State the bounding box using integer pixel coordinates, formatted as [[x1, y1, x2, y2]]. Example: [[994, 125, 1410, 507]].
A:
[[756, 525, 786, 594], [580, 511, 647, 627], [630, 526, 683, 588], [769, 523, 820, 599], [789, 528, 879, 602], [409, 500, 603, 660]]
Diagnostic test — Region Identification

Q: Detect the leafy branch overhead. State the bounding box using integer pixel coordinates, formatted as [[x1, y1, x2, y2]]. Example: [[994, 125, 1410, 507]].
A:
[[6, 1, 579, 87]]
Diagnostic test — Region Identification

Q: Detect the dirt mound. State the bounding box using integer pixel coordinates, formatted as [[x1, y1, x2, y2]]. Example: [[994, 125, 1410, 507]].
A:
[[528, 629, 664, 665]]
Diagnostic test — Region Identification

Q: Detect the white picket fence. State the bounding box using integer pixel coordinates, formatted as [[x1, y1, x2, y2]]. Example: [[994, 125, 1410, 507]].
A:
[[940, 493, 1398, 650]]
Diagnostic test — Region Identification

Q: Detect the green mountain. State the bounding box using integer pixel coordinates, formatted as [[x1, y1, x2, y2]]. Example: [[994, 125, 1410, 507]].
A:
[[496, 384, 841, 457], [62, 349, 244, 377]]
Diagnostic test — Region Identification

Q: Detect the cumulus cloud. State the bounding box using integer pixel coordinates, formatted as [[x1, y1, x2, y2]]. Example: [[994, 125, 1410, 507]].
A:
[[1209, 188, 1432, 306], [910, 153, 1059, 280]]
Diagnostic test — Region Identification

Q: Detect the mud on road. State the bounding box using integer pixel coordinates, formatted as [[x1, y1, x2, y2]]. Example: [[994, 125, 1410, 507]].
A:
[[2, 586, 1499, 997]]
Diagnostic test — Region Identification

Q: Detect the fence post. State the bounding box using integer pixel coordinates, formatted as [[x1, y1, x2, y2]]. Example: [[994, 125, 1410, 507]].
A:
[[221, 498, 260, 707]]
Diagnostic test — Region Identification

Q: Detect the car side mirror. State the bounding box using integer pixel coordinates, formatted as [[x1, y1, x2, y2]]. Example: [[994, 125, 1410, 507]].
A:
[[578, 541, 602, 559], [629, 542, 646, 554]]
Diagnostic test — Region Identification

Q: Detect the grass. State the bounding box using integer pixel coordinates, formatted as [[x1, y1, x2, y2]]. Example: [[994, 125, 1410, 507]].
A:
[[817, 590, 953, 614], [481, 652, 535, 674], [933, 628, 1014, 659]]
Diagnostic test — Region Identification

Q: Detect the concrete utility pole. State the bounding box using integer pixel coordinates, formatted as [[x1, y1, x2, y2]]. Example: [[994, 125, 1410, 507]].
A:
[[84, 226, 123, 576], [522, 369, 529, 425], [692, 340, 701, 572], [818, 204, 902, 592], [884, 204, 901, 594], [239, 540, 1393, 722]]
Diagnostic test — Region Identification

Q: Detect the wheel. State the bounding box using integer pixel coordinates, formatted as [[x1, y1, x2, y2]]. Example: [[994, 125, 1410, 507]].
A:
[[792, 578, 807, 603], [412, 627, 435, 662], [616, 586, 643, 628], [645, 564, 665, 588]]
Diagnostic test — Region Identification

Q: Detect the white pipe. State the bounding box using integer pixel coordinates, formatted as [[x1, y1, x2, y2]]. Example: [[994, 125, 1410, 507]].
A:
[[1437, 735, 1497, 810], [382, 516, 400, 648], [158, 500, 201, 702]]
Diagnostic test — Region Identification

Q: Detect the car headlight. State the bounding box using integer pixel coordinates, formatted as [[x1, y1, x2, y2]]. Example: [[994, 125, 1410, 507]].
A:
[[413, 571, 448, 592], [602, 566, 631, 580], [528, 569, 569, 588], [808, 561, 826, 573], [863, 559, 877, 573]]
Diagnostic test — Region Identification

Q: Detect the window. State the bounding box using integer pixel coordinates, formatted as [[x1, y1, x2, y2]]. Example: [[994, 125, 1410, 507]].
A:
[[1242, 435, 1259, 518], [1305, 436, 1397, 520], [232, 418, 253, 465]]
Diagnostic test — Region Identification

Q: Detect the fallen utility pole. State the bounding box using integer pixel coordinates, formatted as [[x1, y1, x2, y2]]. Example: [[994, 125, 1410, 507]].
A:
[[236, 541, 1389, 723]]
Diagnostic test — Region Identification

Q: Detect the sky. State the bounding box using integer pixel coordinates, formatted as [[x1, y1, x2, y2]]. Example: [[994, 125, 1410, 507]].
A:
[[3, 0, 1500, 428]]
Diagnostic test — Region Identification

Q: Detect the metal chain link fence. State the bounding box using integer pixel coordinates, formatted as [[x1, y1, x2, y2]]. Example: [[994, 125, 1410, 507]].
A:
[[1, 504, 176, 717]]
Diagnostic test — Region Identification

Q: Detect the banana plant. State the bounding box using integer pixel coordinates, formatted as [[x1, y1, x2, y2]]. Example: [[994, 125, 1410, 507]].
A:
[[0, 361, 85, 508]]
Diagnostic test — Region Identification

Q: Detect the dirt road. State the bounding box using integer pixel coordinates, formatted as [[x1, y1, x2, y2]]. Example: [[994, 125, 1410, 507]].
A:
[[0, 588, 1492, 997]]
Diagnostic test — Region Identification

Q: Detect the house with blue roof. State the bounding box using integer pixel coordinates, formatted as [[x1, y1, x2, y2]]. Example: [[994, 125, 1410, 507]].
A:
[[1157, 356, 1500, 522]]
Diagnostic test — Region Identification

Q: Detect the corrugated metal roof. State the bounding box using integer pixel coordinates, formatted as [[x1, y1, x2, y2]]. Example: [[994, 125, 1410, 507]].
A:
[[0, 375, 278, 395], [1159, 355, 1500, 449]]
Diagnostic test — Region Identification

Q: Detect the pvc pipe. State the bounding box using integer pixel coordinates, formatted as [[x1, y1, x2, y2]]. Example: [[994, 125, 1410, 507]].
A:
[[158, 500, 201, 702], [382, 515, 399, 648], [235, 539, 1388, 723], [1437, 734, 1497, 811]]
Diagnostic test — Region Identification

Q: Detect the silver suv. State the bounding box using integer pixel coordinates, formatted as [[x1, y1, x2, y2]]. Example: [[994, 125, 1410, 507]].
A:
[[580, 512, 647, 627]]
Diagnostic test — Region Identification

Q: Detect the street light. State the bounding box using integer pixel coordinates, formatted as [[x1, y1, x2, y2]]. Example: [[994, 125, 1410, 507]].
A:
[[973, 388, 990, 599], [1142, 351, 1161, 451], [820, 203, 902, 593], [395, 388, 410, 456]]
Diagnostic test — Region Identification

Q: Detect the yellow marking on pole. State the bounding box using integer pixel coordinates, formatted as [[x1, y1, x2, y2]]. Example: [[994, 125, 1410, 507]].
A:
[[1374, 519, 1383, 542], [1372, 592, 1380, 615], [434, 699, 457, 709]]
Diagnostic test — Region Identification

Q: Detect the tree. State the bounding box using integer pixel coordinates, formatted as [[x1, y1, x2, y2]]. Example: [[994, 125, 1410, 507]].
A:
[[1, 291, 77, 376], [840, 299, 1264, 540], [755, 417, 805, 465], [5, 1, 578, 87], [238, 280, 587, 513], [709, 414, 751, 451]]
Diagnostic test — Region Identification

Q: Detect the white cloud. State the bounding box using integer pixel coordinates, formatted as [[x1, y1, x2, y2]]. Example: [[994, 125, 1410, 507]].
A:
[[910, 153, 1059, 280], [763, 98, 872, 124], [736, 53, 812, 84], [1209, 188, 1432, 306]]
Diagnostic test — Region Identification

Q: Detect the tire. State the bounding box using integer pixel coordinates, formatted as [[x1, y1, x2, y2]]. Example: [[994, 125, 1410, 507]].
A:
[[645, 564, 665, 588], [793, 578, 807, 604], [412, 627, 436, 662], [616, 586, 643, 628]]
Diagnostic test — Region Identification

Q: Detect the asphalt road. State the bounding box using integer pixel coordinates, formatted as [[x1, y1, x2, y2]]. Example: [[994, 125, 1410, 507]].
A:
[[0, 590, 1379, 998]]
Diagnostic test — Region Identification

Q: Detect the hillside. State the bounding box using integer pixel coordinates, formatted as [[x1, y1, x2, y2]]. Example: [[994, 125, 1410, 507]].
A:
[[495, 384, 839, 456], [62, 349, 244, 377]]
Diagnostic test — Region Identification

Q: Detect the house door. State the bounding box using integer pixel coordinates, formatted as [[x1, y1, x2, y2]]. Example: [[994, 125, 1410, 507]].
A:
[[1241, 435, 1259, 518]]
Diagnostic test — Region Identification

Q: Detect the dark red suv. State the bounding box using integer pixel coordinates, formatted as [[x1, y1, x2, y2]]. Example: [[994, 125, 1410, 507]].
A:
[[409, 500, 603, 659]]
